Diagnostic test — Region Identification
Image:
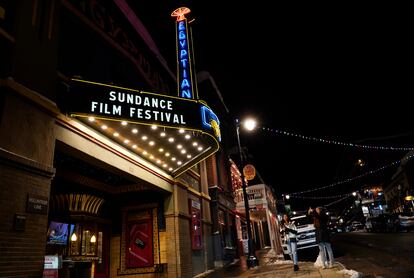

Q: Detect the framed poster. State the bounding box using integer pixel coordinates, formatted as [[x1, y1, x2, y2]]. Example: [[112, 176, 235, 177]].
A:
[[126, 219, 153, 268], [118, 207, 161, 274], [189, 199, 202, 250]]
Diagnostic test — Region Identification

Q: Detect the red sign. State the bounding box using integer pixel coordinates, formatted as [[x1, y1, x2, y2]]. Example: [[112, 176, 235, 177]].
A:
[[189, 199, 202, 250], [43, 270, 58, 278], [243, 164, 256, 180]]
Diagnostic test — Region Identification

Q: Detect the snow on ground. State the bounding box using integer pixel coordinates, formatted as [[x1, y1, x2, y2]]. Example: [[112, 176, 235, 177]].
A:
[[337, 268, 362, 278], [268, 259, 295, 265]]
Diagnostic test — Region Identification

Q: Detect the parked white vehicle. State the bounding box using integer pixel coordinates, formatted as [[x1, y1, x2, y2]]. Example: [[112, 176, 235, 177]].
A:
[[398, 213, 414, 231], [280, 214, 318, 259]]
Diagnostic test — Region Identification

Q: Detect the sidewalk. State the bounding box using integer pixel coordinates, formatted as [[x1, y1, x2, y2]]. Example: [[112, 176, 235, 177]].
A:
[[198, 249, 360, 278]]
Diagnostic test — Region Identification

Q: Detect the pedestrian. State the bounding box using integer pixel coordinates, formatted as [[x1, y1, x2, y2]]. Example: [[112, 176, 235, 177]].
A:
[[308, 206, 335, 269], [280, 213, 299, 271]]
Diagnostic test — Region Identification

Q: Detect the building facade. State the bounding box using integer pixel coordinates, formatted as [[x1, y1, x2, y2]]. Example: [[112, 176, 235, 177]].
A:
[[234, 182, 282, 254], [1, 1, 221, 277], [207, 152, 239, 267], [384, 152, 414, 213]]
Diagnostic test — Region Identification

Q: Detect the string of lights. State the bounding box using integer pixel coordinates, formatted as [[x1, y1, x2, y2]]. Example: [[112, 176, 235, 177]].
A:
[[287, 154, 414, 196], [325, 195, 352, 207], [289, 192, 352, 200], [261, 126, 414, 151]]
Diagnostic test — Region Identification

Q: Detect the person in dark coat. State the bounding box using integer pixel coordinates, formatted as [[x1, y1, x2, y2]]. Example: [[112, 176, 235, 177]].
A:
[[308, 207, 335, 268]]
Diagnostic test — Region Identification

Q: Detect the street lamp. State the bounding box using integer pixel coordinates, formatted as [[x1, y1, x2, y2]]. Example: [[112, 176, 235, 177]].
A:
[[235, 118, 259, 268]]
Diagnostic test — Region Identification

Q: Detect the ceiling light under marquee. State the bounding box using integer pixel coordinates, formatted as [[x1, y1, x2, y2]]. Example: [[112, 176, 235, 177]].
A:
[[77, 116, 219, 177]]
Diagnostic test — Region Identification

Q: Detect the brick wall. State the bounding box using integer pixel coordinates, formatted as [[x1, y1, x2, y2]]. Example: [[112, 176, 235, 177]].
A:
[[203, 224, 214, 270], [0, 160, 53, 277], [0, 89, 55, 277], [0, 92, 55, 166], [178, 218, 192, 278], [165, 215, 178, 277], [110, 236, 120, 278]]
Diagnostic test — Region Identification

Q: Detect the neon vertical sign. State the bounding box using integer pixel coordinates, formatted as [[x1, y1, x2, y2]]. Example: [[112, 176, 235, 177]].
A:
[[172, 7, 195, 99]]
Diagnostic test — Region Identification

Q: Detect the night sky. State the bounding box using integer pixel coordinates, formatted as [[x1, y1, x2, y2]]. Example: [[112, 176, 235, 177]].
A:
[[132, 2, 413, 212]]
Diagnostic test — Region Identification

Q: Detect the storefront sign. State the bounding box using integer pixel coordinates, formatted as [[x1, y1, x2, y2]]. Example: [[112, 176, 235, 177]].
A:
[[26, 194, 48, 214], [44, 256, 60, 269], [66, 78, 221, 141], [243, 164, 256, 180], [172, 7, 195, 99], [191, 200, 201, 210]]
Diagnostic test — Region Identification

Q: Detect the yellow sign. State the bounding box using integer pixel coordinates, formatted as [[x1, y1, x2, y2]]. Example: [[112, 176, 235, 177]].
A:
[[243, 164, 256, 180]]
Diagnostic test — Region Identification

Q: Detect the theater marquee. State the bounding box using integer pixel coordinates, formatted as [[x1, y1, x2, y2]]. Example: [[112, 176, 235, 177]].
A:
[[65, 78, 221, 177]]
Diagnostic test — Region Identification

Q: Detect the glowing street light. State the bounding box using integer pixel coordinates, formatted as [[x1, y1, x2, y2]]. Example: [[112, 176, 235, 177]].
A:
[[243, 118, 257, 131], [235, 118, 259, 268]]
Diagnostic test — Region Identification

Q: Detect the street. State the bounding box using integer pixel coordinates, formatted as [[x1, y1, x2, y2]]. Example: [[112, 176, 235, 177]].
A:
[[332, 231, 414, 277]]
